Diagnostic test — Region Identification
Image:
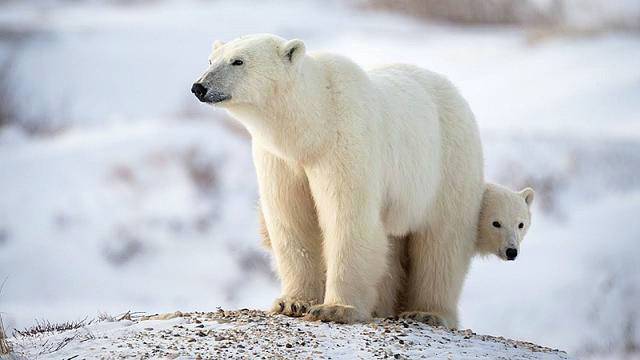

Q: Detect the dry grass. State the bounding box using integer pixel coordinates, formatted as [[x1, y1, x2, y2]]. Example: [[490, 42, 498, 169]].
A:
[[13, 317, 92, 338], [0, 58, 14, 130], [0, 314, 11, 355], [12, 318, 96, 356], [102, 227, 146, 266], [0, 278, 11, 355], [525, 20, 640, 45], [364, 0, 640, 37], [183, 146, 219, 194], [364, 0, 560, 26]]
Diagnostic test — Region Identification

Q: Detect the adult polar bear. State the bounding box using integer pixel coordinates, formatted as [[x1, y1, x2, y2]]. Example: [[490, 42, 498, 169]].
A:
[[192, 34, 484, 327]]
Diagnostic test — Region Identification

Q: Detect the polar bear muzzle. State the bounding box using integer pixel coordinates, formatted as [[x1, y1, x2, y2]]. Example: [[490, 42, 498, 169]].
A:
[[191, 82, 231, 104]]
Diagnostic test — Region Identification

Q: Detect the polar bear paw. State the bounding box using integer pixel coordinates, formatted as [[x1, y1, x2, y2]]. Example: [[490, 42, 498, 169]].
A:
[[305, 304, 367, 324], [271, 297, 317, 317], [399, 311, 449, 328]]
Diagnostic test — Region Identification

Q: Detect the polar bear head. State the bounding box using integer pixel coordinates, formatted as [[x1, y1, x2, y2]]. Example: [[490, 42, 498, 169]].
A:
[[191, 34, 306, 108], [476, 183, 534, 261]]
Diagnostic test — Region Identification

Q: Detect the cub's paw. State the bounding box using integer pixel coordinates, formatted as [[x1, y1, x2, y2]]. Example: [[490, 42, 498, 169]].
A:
[[399, 311, 449, 328], [305, 304, 368, 324], [271, 297, 316, 317]]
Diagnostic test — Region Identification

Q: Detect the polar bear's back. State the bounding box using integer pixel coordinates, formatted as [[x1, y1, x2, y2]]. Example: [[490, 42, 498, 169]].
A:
[[307, 54, 483, 236], [366, 63, 479, 154], [367, 63, 484, 235]]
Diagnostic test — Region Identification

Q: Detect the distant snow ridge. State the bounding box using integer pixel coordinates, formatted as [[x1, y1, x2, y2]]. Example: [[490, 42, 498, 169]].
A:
[[10, 309, 569, 359]]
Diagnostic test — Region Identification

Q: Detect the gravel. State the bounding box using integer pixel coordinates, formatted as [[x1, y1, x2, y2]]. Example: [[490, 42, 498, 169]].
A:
[[10, 309, 570, 359]]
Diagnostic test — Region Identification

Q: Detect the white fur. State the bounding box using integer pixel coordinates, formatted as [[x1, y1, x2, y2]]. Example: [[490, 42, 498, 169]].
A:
[[476, 183, 534, 260], [374, 183, 534, 323], [194, 34, 484, 324]]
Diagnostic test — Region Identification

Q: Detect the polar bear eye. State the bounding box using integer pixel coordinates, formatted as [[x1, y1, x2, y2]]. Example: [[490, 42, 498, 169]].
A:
[[492, 221, 501, 228], [518, 222, 524, 229], [231, 59, 244, 66], [208, 60, 212, 65]]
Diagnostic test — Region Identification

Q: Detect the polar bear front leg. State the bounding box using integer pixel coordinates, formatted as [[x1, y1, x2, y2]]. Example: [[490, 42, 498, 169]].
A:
[[304, 165, 388, 324], [253, 146, 325, 317]]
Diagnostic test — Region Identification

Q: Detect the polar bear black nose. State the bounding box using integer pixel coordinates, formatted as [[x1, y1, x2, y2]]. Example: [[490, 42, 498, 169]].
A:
[[191, 83, 208, 101], [506, 248, 518, 260]]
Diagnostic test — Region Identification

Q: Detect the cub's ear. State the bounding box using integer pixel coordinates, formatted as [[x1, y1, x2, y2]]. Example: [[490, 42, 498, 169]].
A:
[[212, 40, 225, 51], [520, 187, 535, 207], [280, 39, 306, 64]]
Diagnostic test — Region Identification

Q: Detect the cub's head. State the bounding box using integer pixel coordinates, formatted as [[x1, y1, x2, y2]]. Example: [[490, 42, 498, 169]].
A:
[[477, 183, 534, 261], [191, 34, 306, 108]]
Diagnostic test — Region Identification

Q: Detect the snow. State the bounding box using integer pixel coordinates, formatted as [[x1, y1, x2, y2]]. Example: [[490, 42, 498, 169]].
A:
[[0, 119, 275, 327], [10, 310, 570, 359], [0, 1, 639, 358]]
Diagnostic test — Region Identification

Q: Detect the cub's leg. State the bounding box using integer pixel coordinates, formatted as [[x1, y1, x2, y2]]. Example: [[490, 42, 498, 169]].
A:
[[254, 146, 325, 317], [373, 236, 407, 318], [401, 223, 475, 329]]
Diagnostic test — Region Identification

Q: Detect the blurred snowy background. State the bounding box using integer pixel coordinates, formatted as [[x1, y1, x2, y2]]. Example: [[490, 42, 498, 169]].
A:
[[0, 0, 639, 358]]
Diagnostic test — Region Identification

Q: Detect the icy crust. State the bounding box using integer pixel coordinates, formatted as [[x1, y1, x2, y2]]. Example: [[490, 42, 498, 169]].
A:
[[11, 309, 569, 359]]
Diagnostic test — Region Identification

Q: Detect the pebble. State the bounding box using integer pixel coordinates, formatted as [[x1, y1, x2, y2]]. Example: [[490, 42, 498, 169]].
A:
[[14, 309, 570, 359]]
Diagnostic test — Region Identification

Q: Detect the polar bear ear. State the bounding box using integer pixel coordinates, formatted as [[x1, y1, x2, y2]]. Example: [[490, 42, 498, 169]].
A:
[[280, 39, 306, 64], [212, 40, 225, 51], [520, 187, 535, 207]]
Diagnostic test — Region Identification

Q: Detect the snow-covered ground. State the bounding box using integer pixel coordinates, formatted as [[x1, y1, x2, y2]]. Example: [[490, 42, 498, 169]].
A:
[[0, 1, 639, 358], [10, 310, 570, 359]]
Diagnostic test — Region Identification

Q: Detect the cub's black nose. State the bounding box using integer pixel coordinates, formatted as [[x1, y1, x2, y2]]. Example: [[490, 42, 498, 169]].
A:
[[506, 248, 518, 260], [191, 83, 208, 101]]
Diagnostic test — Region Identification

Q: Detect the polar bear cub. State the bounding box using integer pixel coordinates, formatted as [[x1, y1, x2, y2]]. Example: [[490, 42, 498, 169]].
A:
[[476, 183, 534, 261], [377, 182, 535, 324]]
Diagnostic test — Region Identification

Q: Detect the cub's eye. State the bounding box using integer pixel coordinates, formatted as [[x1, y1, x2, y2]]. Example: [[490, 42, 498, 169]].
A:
[[208, 60, 212, 65], [518, 222, 524, 229], [492, 221, 501, 228], [231, 59, 244, 66]]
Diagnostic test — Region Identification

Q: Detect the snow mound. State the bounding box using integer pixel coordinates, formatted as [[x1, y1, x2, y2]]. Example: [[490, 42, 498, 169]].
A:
[[10, 309, 569, 359]]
